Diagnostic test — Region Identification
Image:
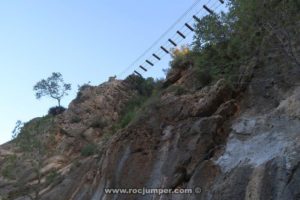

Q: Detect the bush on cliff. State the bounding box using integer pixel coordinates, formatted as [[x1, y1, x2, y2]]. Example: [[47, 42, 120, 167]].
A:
[[170, 46, 194, 70], [48, 106, 66, 116], [81, 144, 97, 157]]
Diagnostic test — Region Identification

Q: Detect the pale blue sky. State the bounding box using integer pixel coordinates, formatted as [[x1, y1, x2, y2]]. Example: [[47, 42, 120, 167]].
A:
[[0, 0, 225, 144]]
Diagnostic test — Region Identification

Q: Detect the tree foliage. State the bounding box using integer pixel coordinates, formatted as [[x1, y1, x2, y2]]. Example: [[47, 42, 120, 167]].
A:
[[186, 0, 300, 83], [10, 117, 55, 200], [33, 72, 71, 107], [11, 120, 24, 139]]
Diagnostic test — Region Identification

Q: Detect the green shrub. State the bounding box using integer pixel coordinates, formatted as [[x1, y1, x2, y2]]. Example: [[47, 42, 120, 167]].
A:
[[1, 155, 17, 180], [14, 115, 55, 153], [89, 117, 107, 128], [124, 76, 162, 97], [46, 171, 58, 184], [119, 110, 136, 128], [101, 131, 113, 142], [48, 106, 66, 116], [170, 46, 194, 70], [81, 144, 97, 157], [110, 77, 163, 132], [70, 115, 81, 123], [168, 85, 188, 96], [114, 95, 148, 129], [74, 82, 92, 104], [195, 68, 213, 86], [77, 82, 91, 92]]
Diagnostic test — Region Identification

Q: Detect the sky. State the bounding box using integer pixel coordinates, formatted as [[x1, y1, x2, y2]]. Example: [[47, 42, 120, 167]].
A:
[[0, 0, 226, 144]]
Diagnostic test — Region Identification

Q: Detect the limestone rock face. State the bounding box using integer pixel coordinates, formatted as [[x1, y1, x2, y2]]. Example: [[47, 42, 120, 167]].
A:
[[1, 57, 300, 200]]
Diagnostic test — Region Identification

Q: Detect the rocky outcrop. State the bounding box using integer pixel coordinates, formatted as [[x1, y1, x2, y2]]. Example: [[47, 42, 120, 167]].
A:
[[61, 80, 136, 136], [55, 80, 137, 154]]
